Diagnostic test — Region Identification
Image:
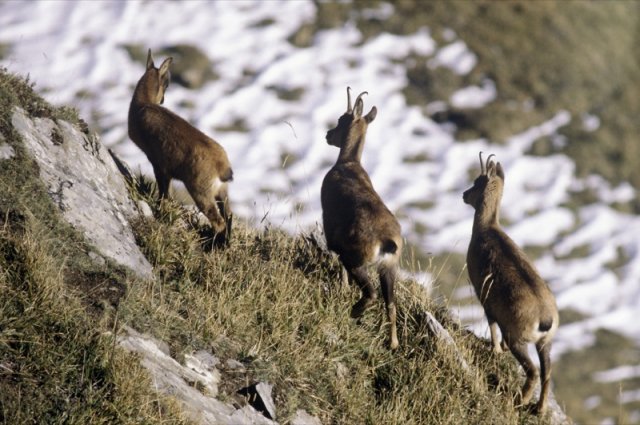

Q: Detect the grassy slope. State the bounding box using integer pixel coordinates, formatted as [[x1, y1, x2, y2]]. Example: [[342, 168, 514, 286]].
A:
[[0, 68, 553, 424]]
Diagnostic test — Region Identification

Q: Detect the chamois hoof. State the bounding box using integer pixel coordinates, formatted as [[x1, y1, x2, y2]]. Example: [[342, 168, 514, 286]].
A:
[[389, 337, 399, 350], [199, 225, 230, 251], [520, 401, 546, 416], [212, 231, 229, 249], [211, 220, 226, 236], [350, 296, 376, 318], [514, 391, 535, 411], [501, 339, 509, 352], [532, 402, 548, 416]]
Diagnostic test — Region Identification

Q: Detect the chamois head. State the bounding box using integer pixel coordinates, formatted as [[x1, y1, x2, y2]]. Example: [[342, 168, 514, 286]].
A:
[[463, 152, 505, 210], [326, 87, 377, 149], [135, 49, 173, 105]]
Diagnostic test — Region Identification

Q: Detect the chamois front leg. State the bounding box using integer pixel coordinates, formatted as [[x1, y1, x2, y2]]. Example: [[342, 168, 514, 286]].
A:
[[153, 166, 171, 199], [379, 264, 399, 350], [347, 265, 377, 318], [488, 319, 506, 353]]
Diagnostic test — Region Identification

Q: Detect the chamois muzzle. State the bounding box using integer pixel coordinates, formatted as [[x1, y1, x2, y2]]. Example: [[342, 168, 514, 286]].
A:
[[462, 189, 471, 204], [325, 127, 338, 146]]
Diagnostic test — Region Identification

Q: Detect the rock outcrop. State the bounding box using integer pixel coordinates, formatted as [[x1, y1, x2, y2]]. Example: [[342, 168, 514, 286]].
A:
[[119, 327, 276, 425], [12, 107, 153, 280]]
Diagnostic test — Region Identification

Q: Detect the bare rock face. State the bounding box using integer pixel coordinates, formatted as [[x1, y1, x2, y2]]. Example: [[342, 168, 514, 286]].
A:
[[118, 327, 276, 425], [238, 382, 277, 421], [11, 107, 153, 280]]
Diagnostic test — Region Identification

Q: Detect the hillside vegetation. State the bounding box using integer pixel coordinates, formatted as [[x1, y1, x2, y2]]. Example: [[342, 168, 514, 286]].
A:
[[0, 68, 557, 424]]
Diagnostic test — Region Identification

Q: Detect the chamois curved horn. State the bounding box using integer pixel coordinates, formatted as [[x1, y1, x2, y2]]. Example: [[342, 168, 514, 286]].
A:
[[486, 154, 496, 174], [347, 86, 353, 113], [479, 151, 485, 175], [354, 91, 368, 107]]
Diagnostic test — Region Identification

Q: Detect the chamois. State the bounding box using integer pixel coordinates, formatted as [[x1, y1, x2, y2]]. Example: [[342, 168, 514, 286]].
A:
[[463, 153, 559, 414], [128, 49, 233, 245], [321, 87, 403, 350]]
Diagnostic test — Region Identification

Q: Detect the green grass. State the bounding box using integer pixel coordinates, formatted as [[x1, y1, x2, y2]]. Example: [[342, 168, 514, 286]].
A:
[[0, 67, 559, 423]]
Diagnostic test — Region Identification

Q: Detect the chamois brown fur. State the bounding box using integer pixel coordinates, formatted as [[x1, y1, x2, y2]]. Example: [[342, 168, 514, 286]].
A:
[[128, 49, 233, 245], [463, 153, 559, 414], [321, 87, 403, 350]]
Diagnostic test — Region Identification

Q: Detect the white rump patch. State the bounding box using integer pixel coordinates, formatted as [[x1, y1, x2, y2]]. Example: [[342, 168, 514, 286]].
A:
[[529, 319, 557, 343], [373, 243, 399, 267], [210, 177, 224, 193]]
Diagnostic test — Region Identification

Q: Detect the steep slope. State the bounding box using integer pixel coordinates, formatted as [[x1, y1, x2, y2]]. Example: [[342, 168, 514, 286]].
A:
[[0, 68, 569, 424]]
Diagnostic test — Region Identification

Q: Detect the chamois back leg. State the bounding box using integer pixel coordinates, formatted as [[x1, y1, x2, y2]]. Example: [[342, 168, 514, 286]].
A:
[[535, 339, 553, 414], [214, 185, 232, 246], [509, 341, 539, 408], [379, 264, 399, 350], [187, 182, 226, 236], [347, 265, 377, 318]]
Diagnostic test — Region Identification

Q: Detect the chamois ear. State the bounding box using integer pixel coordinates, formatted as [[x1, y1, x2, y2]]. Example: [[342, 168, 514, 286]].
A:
[[496, 162, 505, 181], [354, 98, 364, 118], [487, 161, 496, 178], [365, 106, 377, 123], [146, 49, 155, 70], [158, 57, 173, 78]]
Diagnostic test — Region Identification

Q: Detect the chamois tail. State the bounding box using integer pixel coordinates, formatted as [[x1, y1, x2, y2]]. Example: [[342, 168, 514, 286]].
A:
[[538, 317, 554, 333], [381, 239, 398, 255], [221, 167, 233, 183]]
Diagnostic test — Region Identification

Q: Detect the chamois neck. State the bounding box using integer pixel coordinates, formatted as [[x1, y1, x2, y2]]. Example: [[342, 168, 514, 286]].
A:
[[337, 131, 366, 164], [473, 198, 501, 231]]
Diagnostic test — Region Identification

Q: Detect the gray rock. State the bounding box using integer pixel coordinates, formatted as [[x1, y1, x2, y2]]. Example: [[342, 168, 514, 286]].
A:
[[423, 310, 470, 372], [184, 350, 221, 397], [291, 409, 322, 425], [225, 358, 246, 372], [534, 384, 573, 425], [160, 44, 218, 89], [137, 200, 153, 218], [238, 382, 277, 421], [12, 107, 153, 280], [121, 43, 218, 89], [118, 326, 276, 425]]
